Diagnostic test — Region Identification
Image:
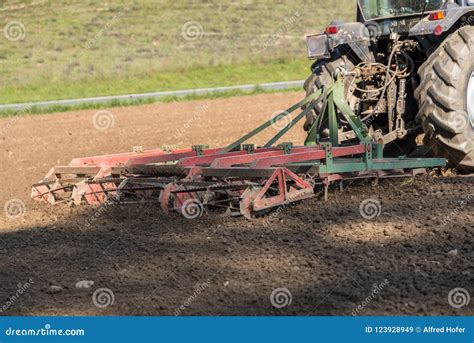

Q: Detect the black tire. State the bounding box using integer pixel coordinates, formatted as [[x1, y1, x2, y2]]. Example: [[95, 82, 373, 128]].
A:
[[415, 26, 474, 172], [303, 54, 354, 131]]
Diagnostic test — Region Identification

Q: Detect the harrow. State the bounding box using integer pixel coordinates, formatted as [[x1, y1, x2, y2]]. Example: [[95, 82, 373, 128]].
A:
[[32, 76, 446, 219]]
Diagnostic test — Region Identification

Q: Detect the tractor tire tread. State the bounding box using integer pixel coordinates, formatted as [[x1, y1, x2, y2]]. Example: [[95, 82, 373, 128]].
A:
[[415, 26, 474, 172]]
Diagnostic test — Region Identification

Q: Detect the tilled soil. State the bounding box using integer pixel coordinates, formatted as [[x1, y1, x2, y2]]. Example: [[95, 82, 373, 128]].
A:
[[0, 92, 472, 316]]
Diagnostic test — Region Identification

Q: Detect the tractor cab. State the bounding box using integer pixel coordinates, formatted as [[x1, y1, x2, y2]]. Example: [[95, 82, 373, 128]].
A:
[[357, 0, 445, 22], [357, 0, 445, 34]]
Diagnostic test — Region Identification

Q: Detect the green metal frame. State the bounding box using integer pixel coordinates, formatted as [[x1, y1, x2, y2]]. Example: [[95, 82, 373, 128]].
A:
[[221, 91, 323, 154], [221, 75, 446, 174], [305, 76, 370, 147]]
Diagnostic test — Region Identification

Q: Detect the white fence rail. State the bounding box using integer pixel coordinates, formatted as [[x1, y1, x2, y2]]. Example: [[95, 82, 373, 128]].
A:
[[0, 80, 305, 112]]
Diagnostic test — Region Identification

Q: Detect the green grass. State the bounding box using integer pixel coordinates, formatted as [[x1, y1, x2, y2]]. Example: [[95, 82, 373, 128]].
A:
[[0, 58, 309, 104], [0, 0, 356, 107], [0, 86, 303, 118]]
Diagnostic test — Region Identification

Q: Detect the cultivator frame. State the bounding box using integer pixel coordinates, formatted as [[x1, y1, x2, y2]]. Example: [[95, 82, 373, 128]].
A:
[[32, 76, 445, 219]]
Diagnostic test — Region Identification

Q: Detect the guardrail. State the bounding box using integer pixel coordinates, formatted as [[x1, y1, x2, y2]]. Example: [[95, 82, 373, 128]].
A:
[[0, 80, 305, 112]]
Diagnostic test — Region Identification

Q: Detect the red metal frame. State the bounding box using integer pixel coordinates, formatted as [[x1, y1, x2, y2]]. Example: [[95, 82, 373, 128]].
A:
[[126, 148, 222, 166], [208, 146, 316, 168], [31, 141, 430, 218], [239, 167, 314, 219], [179, 147, 280, 167]]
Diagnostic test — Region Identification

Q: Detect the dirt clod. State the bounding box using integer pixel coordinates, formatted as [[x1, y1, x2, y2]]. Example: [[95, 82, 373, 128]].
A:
[[46, 286, 63, 294]]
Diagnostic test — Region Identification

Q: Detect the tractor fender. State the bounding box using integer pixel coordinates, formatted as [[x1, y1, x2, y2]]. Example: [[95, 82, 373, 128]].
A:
[[306, 22, 375, 63], [332, 22, 375, 63], [409, 8, 474, 36]]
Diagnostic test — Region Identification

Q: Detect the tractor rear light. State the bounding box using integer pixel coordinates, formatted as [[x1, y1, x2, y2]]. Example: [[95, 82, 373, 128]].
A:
[[429, 11, 445, 21], [305, 34, 330, 59], [434, 25, 444, 36], [325, 26, 339, 34]]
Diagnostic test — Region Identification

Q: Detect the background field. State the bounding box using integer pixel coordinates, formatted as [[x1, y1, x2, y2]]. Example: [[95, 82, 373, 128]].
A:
[[0, 0, 356, 104]]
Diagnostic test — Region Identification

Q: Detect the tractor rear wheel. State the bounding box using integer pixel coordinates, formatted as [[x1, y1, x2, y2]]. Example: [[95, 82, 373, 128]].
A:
[[415, 26, 474, 172]]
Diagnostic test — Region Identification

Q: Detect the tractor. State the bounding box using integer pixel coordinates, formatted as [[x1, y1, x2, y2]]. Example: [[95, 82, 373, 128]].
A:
[[303, 0, 474, 172], [31, 0, 474, 218]]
